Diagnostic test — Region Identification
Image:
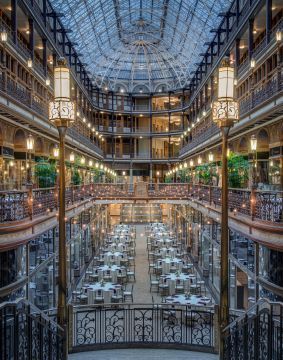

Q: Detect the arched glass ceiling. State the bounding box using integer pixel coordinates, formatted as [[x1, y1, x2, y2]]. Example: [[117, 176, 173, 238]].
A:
[[50, 0, 233, 93]]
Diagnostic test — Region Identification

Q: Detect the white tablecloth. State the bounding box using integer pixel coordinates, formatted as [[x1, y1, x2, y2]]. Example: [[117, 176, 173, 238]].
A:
[[85, 282, 121, 304], [165, 294, 211, 306]]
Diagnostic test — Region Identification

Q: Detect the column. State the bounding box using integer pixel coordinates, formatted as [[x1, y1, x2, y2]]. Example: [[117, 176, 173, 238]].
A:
[[28, 18, 34, 60], [236, 0, 240, 26], [129, 163, 133, 192], [42, 38, 47, 76], [266, 0, 272, 44], [11, 0, 18, 45], [235, 38, 240, 69], [149, 163, 153, 185], [42, 0, 47, 26], [248, 18, 254, 59], [217, 31, 221, 56], [53, 16, 57, 43]]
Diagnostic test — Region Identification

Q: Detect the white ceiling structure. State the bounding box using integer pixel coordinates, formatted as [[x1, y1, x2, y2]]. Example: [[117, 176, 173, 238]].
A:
[[50, 0, 233, 93]]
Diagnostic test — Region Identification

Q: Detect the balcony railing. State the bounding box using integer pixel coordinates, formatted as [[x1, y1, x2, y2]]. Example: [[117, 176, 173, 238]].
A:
[[69, 303, 217, 353], [223, 299, 283, 360], [189, 184, 282, 223], [0, 74, 103, 157], [0, 299, 64, 360], [0, 183, 281, 225], [180, 71, 283, 156]]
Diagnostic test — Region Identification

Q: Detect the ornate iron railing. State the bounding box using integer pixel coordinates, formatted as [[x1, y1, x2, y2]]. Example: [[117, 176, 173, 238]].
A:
[[70, 303, 217, 353], [0, 183, 282, 224], [180, 70, 283, 157], [223, 299, 283, 360], [189, 184, 282, 223], [0, 299, 64, 360]]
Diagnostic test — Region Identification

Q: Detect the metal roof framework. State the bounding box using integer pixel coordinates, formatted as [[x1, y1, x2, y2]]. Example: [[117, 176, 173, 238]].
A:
[[50, 0, 233, 92]]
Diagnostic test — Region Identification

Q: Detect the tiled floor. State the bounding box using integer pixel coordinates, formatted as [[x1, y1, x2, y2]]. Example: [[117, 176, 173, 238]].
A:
[[69, 348, 219, 359]]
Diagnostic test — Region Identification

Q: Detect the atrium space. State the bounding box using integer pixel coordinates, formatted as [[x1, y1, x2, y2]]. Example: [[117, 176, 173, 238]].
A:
[[0, 0, 282, 360]]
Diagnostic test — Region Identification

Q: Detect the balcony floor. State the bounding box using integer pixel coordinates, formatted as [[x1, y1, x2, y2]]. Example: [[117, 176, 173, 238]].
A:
[[69, 349, 218, 359]]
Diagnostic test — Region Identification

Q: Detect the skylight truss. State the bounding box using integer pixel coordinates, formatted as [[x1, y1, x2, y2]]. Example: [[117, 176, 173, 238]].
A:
[[50, 0, 233, 93]]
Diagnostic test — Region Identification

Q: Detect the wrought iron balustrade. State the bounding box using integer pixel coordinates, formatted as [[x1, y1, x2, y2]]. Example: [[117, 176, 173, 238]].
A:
[[223, 299, 283, 360], [0, 299, 64, 360], [189, 184, 282, 223], [148, 183, 190, 198], [70, 303, 216, 352], [180, 69, 282, 157], [0, 190, 29, 222]]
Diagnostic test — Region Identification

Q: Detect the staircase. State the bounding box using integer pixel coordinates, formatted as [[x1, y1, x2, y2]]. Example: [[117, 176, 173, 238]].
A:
[[223, 299, 283, 359], [0, 299, 64, 360]]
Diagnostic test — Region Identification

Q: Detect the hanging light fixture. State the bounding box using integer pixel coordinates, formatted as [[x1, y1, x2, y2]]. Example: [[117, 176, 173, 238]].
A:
[[69, 151, 75, 163], [88, 160, 93, 167], [45, 78, 50, 86], [27, 58, 33, 68], [80, 156, 85, 165], [53, 144, 59, 158], [250, 134, 257, 152], [26, 134, 34, 151], [0, 29, 8, 43], [189, 159, 194, 167], [197, 156, 202, 165], [250, 58, 256, 69], [208, 151, 214, 162]]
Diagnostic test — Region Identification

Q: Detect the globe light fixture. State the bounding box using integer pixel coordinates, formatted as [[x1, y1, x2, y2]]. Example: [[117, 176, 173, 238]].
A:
[[80, 156, 85, 165], [89, 160, 93, 167]]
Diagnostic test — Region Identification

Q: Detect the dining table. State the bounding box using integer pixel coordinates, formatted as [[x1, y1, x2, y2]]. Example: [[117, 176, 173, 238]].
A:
[[165, 294, 211, 306], [83, 282, 122, 304]]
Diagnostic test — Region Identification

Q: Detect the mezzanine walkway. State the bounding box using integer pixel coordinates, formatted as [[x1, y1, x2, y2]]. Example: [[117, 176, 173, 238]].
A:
[[69, 348, 219, 359]]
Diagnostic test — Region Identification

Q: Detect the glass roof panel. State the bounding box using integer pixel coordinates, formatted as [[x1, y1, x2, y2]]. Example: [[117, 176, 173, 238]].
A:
[[50, 0, 233, 92]]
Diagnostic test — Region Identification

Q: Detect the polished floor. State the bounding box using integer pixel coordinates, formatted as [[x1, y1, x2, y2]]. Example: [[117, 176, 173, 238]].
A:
[[69, 349, 219, 359]]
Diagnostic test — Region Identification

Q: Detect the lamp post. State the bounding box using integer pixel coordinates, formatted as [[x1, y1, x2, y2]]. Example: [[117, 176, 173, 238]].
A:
[[49, 58, 75, 359], [212, 57, 239, 359]]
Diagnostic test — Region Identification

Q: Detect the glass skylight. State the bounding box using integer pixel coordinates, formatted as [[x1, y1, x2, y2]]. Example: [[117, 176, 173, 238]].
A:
[[50, 0, 233, 92]]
